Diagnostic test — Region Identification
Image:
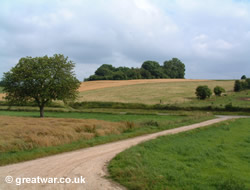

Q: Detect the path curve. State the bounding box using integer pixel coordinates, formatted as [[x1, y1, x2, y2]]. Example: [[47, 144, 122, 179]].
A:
[[0, 116, 246, 190]]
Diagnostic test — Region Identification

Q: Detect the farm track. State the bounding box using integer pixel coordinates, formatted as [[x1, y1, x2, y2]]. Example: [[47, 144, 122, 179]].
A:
[[0, 115, 247, 190]]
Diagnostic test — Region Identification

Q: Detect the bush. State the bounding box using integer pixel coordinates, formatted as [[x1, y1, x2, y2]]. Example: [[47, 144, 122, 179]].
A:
[[234, 79, 250, 92], [196, 85, 212, 100], [214, 86, 225, 96]]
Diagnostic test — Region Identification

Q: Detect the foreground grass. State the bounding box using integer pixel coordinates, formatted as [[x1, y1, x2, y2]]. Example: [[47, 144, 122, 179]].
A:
[[0, 111, 214, 166], [109, 118, 250, 190]]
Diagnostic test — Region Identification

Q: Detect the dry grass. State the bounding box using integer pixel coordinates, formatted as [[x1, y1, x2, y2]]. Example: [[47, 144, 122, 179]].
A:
[[0, 93, 5, 101], [78, 79, 208, 92], [79, 80, 234, 104], [0, 116, 131, 152]]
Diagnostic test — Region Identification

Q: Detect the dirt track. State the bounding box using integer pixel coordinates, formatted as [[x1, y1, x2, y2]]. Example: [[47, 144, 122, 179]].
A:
[[0, 116, 245, 190]]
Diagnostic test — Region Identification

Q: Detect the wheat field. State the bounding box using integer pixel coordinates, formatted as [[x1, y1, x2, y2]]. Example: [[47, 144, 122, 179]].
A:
[[0, 116, 129, 152]]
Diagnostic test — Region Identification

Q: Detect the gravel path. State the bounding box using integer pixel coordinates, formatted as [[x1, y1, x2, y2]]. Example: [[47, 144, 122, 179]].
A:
[[0, 115, 246, 190]]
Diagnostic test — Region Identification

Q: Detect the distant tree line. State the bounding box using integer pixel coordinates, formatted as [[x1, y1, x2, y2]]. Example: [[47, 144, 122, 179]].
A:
[[84, 58, 185, 81]]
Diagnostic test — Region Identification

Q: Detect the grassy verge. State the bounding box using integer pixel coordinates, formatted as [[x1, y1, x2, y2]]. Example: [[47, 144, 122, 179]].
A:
[[0, 111, 214, 166], [108, 118, 250, 190]]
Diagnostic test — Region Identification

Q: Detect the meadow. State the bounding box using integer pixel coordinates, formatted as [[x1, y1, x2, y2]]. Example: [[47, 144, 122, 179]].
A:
[[0, 111, 214, 166], [109, 118, 250, 190]]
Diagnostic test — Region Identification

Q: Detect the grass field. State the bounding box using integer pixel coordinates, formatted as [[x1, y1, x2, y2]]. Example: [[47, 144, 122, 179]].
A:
[[79, 80, 235, 104], [0, 111, 214, 166], [0, 87, 3, 93], [181, 89, 250, 108], [109, 118, 250, 190]]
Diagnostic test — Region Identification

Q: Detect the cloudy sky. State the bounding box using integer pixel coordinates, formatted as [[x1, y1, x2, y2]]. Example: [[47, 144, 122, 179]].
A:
[[0, 0, 250, 80]]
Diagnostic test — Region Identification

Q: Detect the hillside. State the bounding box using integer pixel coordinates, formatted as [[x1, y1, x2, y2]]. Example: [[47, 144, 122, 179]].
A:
[[78, 79, 235, 105]]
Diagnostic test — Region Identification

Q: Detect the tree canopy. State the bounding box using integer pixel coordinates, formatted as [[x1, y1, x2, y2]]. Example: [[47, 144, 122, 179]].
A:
[[84, 58, 185, 81], [195, 85, 212, 100], [2, 54, 80, 117]]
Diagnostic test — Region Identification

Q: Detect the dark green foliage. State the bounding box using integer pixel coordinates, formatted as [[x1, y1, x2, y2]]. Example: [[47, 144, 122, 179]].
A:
[[234, 79, 250, 92], [84, 58, 185, 81], [234, 80, 243, 92], [196, 85, 212, 100], [214, 86, 225, 96], [241, 75, 247, 80], [2, 54, 80, 117], [163, 58, 185, 78], [0, 80, 4, 87]]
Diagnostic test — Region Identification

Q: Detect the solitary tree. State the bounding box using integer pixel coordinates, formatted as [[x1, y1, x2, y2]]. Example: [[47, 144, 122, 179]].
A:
[[2, 54, 81, 117], [195, 85, 212, 100]]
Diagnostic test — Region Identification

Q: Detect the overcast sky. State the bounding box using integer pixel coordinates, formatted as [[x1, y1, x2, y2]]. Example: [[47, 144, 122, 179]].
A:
[[0, 0, 250, 80]]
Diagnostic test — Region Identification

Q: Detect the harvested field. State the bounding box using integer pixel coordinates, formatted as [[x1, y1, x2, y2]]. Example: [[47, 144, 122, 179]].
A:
[[79, 80, 234, 104], [78, 79, 208, 92]]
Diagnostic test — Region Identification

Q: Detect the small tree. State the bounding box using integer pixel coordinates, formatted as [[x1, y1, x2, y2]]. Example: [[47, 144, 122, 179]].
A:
[[2, 54, 81, 117], [196, 85, 212, 100], [214, 86, 225, 96], [241, 75, 247, 80]]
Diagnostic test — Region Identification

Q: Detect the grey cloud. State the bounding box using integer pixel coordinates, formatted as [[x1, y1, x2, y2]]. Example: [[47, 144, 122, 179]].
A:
[[0, 0, 250, 80]]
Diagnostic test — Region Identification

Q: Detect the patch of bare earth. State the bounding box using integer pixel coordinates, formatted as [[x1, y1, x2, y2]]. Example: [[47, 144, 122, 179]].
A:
[[78, 79, 208, 92], [240, 97, 250, 101], [0, 93, 5, 101], [0, 116, 245, 190]]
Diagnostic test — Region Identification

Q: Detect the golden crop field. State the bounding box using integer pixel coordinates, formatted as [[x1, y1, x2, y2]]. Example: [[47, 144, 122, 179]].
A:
[[0, 116, 128, 152]]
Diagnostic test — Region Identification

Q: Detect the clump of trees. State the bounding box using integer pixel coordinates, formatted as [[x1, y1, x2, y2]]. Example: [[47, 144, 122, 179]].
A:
[[84, 58, 185, 81], [2, 54, 80, 117], [234, 78, 250, 92], [195, 86, 212, 100], [214, 86, 225, 96]]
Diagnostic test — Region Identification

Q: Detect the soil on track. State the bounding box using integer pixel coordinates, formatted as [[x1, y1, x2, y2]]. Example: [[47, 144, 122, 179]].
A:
[[0, 116, 245, 190]]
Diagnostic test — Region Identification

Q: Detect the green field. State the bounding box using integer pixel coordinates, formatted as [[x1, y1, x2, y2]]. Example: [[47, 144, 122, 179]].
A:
[[109, 118, 250, 190], [181, 89, 250, 108], [0, 87, 3, 93], [79, 80, 235, 104], [0, 111, 214, 166]]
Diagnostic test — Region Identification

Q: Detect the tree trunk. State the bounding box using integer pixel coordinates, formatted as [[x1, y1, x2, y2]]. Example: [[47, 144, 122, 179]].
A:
[[39, 106, 44, 118]]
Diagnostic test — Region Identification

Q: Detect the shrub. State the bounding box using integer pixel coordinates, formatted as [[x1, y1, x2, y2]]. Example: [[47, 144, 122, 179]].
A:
[[196, 85, 212, 100], [214, 86, 225, 96], [234, 79, 250, 92]]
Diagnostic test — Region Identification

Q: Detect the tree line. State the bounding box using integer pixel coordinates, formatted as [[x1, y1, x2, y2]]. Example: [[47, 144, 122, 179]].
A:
[[84, 58, 185, 81]]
